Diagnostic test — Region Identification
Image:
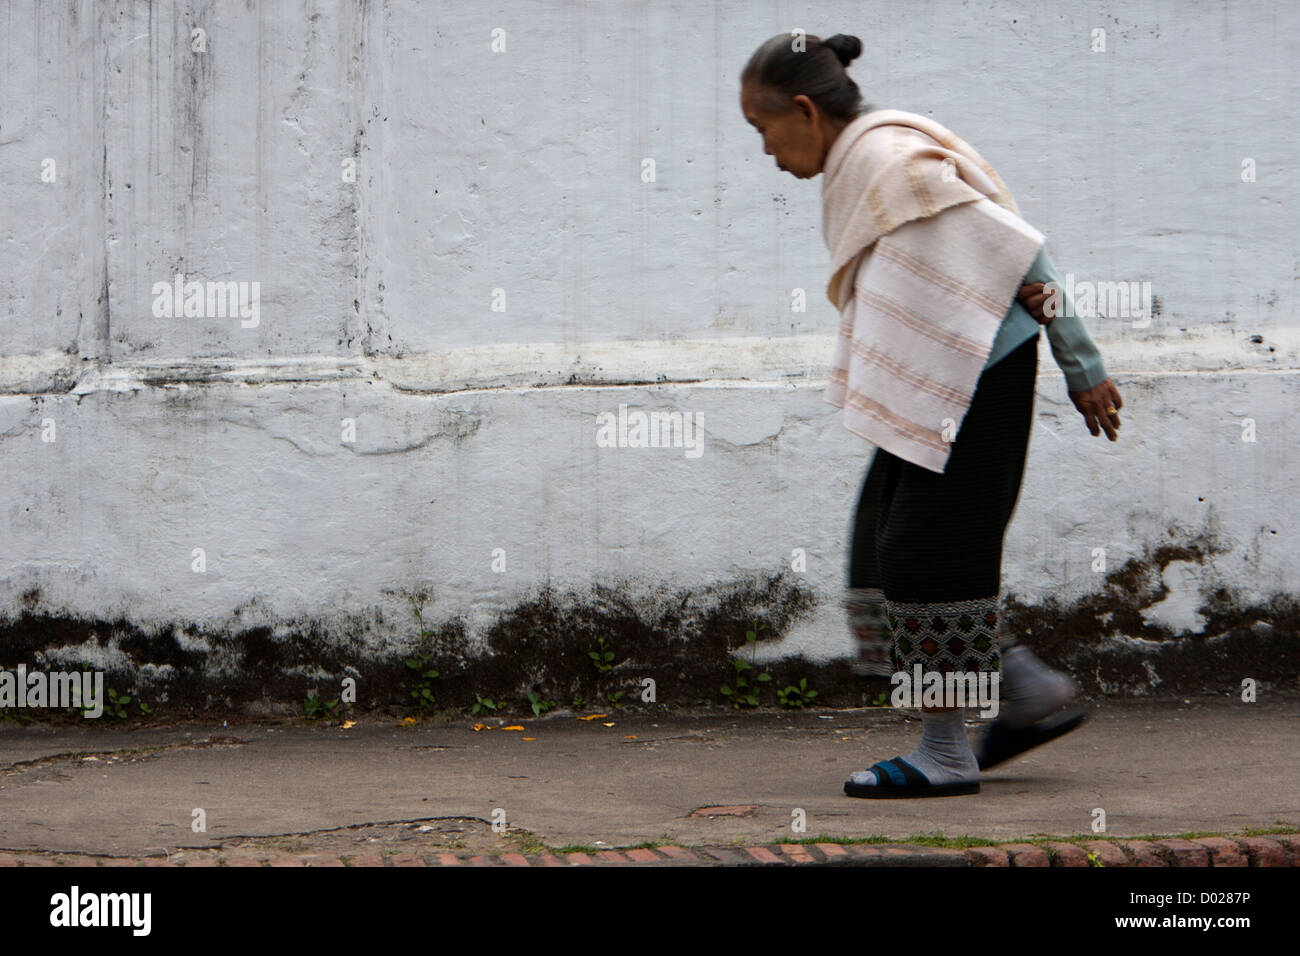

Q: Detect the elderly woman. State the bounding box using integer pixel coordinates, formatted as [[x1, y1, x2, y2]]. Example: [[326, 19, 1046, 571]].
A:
[[740, 33, 1123, 797]]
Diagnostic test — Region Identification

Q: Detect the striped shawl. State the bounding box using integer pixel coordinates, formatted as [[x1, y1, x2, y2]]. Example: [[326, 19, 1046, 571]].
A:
[[821, 109, 1045, 473]]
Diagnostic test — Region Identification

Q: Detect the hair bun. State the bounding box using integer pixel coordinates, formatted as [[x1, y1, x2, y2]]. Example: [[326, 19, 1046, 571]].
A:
[[824, 34, 863, 67]]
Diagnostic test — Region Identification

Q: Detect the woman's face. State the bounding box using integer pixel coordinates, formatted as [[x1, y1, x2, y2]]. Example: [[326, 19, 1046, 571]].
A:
[[740, 79, 830, 180]]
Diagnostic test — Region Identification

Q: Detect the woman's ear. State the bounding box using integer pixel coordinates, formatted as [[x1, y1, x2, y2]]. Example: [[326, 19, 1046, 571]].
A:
[[792, 93, 817, 123]]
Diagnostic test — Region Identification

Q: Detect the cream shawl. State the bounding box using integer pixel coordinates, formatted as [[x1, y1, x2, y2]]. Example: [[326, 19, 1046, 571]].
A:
[[821, 109, 1045, 473]]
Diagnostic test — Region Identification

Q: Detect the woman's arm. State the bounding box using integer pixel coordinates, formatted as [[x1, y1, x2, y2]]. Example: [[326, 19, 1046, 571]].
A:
[[1018, 246, 1109, 393], [1017, 246, 1124, 441]]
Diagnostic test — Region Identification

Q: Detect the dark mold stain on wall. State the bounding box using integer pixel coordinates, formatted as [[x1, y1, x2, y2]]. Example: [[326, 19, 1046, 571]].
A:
[[2, 539, 1296, 724], [0, 577, 820, 720], [1002, 538, 1298, 696]]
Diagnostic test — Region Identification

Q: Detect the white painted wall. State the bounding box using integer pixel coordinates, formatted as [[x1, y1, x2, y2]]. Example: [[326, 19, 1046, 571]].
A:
[[2, 1, 1296, 675]]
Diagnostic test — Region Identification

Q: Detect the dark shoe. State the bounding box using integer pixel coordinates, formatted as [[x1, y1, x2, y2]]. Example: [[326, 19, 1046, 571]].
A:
[[976, 707, 1088, 770]]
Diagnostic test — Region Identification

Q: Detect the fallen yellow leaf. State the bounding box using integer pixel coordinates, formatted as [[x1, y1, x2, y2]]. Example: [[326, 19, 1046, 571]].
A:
[[624, 735, 637, 739], [340, 720, 357, 729], [473, 722, 487, 731], [399, 717, 417, 726], [522, 737, 536, 741], [602, 722, 616, 727], [578, 713, 608, 721], [502, 725, 525, 731]]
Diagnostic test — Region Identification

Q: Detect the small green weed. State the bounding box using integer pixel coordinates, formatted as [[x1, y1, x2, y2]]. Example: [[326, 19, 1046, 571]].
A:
[[66, 662, 152, 721], [588, 636, 615, 673], [526, 690, 557, 716], [405, 652, 441, 716], [103, 688, 132, 720], [720, 618, 772, 708], [403, 601, 445, 717], [304, 692, 340, 720], [776, 677, 819, 709]]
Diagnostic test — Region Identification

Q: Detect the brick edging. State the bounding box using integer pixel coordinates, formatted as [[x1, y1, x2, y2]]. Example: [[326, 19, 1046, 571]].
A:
[[965, 834, 1298, 868], [1, 834, 1295, 867]]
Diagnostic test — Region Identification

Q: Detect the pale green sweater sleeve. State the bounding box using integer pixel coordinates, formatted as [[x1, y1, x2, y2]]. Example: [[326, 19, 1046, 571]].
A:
[[1023, 247, 1111, 393]]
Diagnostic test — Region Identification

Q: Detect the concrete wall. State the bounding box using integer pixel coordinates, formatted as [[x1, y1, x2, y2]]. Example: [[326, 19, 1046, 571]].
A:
[[2, 0, 1297, 712]]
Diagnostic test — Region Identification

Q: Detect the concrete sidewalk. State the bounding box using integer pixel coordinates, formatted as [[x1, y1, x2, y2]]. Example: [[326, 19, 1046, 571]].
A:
[[1, 694, 1296, 866]]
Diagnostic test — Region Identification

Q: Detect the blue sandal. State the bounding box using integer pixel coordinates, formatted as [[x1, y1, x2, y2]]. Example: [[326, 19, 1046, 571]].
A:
[[843, 756, 980, 798]]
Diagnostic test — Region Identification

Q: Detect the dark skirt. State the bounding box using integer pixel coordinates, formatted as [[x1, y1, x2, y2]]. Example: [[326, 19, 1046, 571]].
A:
[[845, 332, 1039, 674]]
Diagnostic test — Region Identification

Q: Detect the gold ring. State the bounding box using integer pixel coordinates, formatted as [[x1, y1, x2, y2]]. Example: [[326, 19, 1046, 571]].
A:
[[1105, 406, 1118, 414]]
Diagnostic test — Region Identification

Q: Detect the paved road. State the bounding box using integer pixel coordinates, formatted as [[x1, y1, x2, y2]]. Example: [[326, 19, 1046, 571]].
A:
[[1, 695, 1295, 864]]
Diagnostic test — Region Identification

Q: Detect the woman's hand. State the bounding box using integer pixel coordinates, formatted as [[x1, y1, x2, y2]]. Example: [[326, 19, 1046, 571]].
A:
[[1069, 380, 1123, 440], [1017, 282, 1053, 324]]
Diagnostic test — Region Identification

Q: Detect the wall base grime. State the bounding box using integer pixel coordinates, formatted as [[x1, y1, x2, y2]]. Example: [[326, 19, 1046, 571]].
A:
[[2, 553, 1296, 725]]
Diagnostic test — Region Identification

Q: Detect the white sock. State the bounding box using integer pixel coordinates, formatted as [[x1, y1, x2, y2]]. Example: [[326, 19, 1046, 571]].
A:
[[850, 708, 979, 786]]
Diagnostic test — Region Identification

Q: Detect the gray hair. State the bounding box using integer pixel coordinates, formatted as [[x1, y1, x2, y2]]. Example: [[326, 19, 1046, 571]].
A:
[[741, 33, 869, 120]]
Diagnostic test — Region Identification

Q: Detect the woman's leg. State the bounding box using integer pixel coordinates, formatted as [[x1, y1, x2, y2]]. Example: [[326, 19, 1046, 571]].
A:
[[846, 335, 1039, 797], [845, 448, 898, 678], [876, 333, 1040, 671]]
